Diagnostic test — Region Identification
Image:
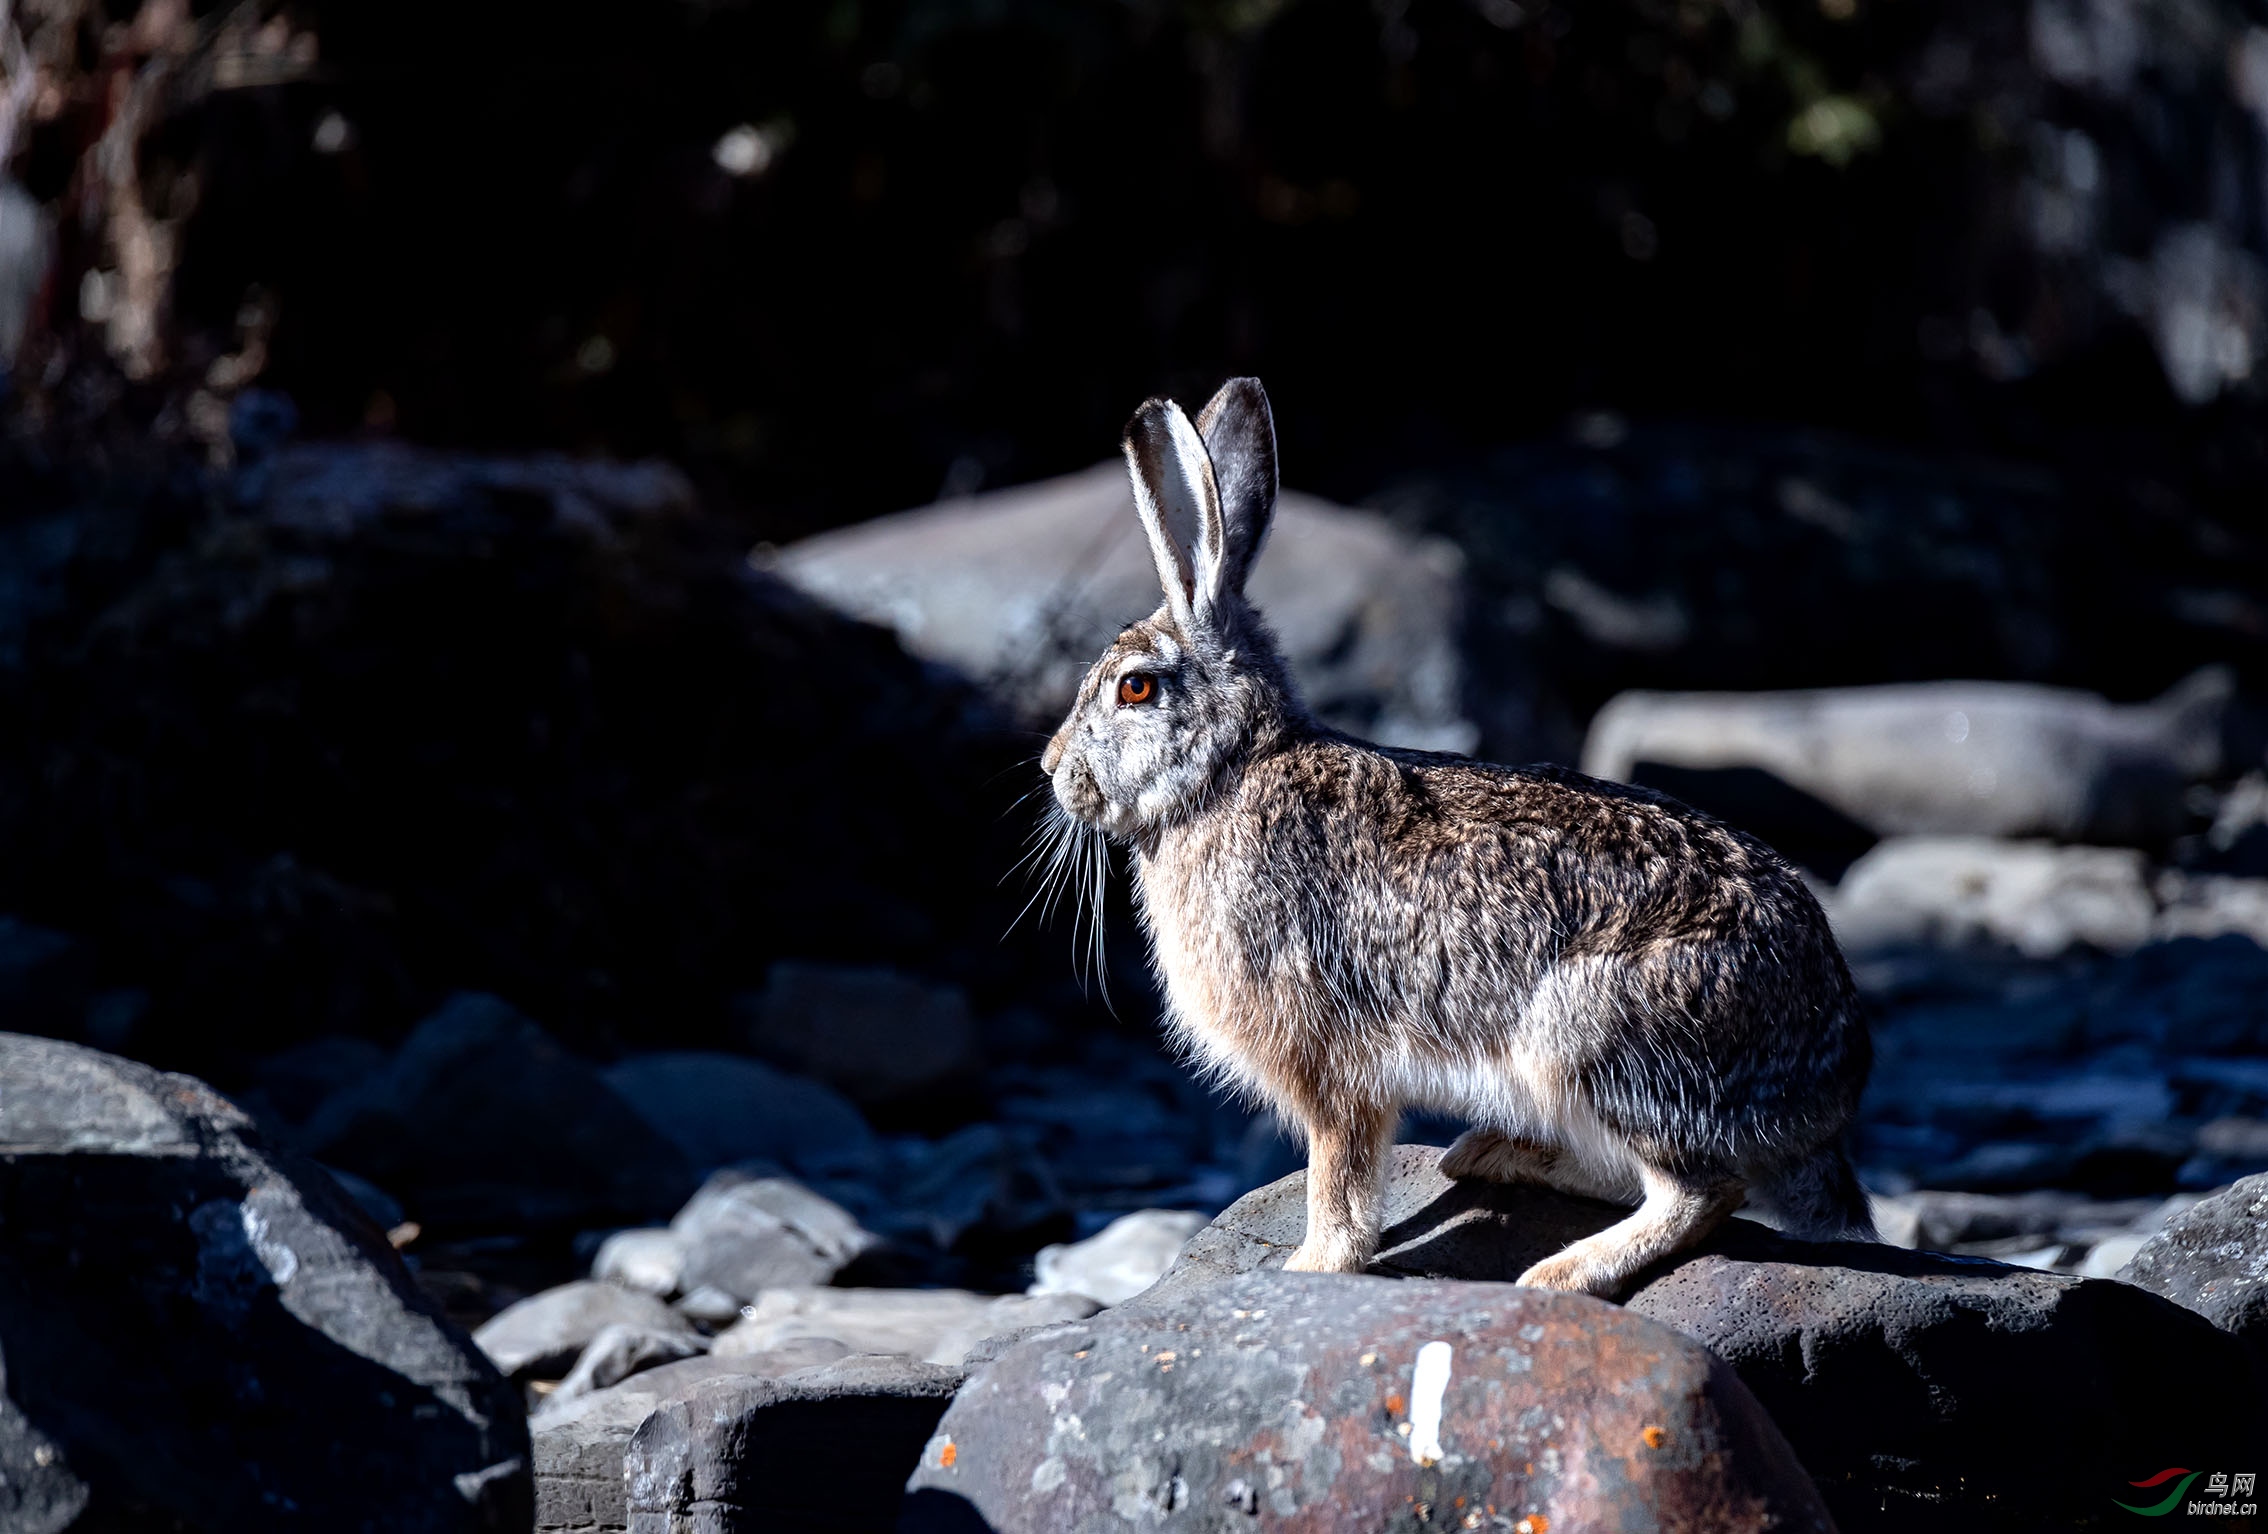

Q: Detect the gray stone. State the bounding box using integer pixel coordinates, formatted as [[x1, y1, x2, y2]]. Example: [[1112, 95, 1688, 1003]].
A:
[[600, 1051, 878, 1177], [1582, 671, 2229, 847], [298, 992, 694, 1229], [670, 1170, 880, 1305], [1027, 1208, 1209, 1305], [739, 963, 982, 1113], [771, 460, 1475, 751], [1152, 1144, 2268, 1532], [624, 1355, 966, 1533], [590, 1227, 687, 1298], [548, 1323, 711, 1407], [905, 1271, 1831, 1534], [2117, 1172, 2268, 1380], [713, 1287, 1100, 1367], [532, 1346, 855, 1534], [1831, 837, 2158, 956], [0, 1033, 530, 1531], [474, 1280, 696, 1382]]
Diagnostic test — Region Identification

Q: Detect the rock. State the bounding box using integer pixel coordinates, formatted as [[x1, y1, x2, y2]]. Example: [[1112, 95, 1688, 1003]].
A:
[[713, 1287, 1100, 1367], [772, 460, 1476, 752], [1869, 1189, 2162, 1253], [0, 1033, 529, 1530], [1831, 838, 2158, 957], [739, 963, 983, 1115], [1152, 1144, 2268, 1532], [1027, 1208, 1208, 1305], [591, 1227, 688, 1298], [600, 1051, 879, 1178], [532, 1345, 854, 1534], [670, 1170, 881, 1305], [904, 1270, 1832, 1533], [474, 1281, 697, 1382], [2118, 1172, 2268, 1380], [547, 1323, 711, 1407], [299, 992, 694, 1229], [625, 1355, 967, 1533], [1582, 672, 2229, 847]]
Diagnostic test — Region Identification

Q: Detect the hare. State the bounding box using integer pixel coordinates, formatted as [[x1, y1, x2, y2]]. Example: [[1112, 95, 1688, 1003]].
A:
[[1039, 378, 1875, 1297]]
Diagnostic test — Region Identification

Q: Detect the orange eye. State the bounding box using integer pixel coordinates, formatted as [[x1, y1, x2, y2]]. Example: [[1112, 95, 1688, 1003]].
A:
[[1117, 673, 1156, 706]]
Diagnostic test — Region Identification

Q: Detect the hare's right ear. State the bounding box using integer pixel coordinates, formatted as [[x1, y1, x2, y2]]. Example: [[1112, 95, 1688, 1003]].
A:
[[1194, 377, 1277, 599], [1122, 397, 1226, 635]]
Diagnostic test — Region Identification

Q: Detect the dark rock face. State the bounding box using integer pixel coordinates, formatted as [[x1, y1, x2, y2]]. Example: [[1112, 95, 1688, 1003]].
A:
[[0, 442, 1038, 1078], [1156, 1145, 2268, 1533], [297, 992, 694, 1231], [905, 1270, 1832, 1534], [0, 1033, 530, 1531], [2118, 1172, 2268, 1379], [600, 1051, 879, 1178], [740, 963, 985, 1119], [625, 1355, 966, 1533]]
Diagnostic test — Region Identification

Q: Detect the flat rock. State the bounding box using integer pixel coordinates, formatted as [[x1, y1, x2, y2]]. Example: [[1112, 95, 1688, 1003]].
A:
[[0, 1033, 529, 1531], [713, 1287, 1100, 1367], [904, 1270, 1831, 1533], [670, 1170, 880, 1305], [1154, 1144, 2268, 1532], [1027, 1207, 1209, 1305], [625, 1354, 967, 1532], [1582, 672, 2226, 846], [601, 1051, 878, 1178], [298, 992, 694, 1229], [590, 1228, 687, 1298], [548, 1323, 710, 1407], [773, 460, 1475, 752], [533, 1344, 853, 1534], [474, 1280, 696, 1382], [2118, 1172, 2268, 1379]]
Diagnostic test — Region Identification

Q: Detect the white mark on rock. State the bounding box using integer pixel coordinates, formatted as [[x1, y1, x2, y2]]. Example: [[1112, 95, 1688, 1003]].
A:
[[1031, 1457, 1067, 1494], [1406, 1340, 1453, 1467]]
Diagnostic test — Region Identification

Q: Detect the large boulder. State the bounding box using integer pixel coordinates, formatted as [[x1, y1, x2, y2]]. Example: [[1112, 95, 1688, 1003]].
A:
[[1153, 1145, 2267, 1533], [297, 992, 694, 1230], [625, 1356, 970, 1533], [905, 1270, 1832, 1533], [2117, 1172, 2268, 1380], [771, 461, 1476, 752], [1581, 672, 2230, 848], [0, 1033, 529, 1531]]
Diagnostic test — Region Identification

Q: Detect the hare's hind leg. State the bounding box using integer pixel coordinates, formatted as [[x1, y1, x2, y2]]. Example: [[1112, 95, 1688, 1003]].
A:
[[1440, 1129, 1633, 1202], [1284, 1100, 1398, 1273], [1516, 1164, 1744, 1299]]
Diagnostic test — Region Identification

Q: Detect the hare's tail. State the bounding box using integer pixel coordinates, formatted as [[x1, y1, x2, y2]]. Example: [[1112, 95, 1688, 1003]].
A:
[[1758, 1143, 1877, 1243]]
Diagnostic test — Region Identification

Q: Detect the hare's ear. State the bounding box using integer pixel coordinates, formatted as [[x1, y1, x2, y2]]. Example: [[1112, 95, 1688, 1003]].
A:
[[1122, 397, 1227, 634], [1194, 377, 1277, 600]]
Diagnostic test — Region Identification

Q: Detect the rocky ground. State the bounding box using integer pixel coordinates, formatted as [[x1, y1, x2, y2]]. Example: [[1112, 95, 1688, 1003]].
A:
[[2, 434, 2266, 1530]]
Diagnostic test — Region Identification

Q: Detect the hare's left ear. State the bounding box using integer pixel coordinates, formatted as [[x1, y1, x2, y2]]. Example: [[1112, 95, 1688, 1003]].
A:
[[1122, 398, 1228, 634], [1194, 377, 1278, 601]]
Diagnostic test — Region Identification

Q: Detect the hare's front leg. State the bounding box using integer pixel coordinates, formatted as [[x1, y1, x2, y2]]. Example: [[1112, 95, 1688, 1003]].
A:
[[1283, 1101, 1397, 1273]]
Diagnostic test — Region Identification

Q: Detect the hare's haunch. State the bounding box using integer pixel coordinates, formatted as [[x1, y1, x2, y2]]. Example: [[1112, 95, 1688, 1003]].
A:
[[1041, 379, 1874, 1296]]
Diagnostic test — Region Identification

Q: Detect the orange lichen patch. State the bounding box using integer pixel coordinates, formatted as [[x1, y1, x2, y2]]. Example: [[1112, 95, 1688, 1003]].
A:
[[1385, 1394, 1406, 1415], [1642, 1425, 1668, 1449], [939, 1441, 958, 1468], [1515, 1517, 1550, 1534]]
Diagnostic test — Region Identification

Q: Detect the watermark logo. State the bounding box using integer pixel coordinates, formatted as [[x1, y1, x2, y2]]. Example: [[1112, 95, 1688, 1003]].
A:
[[2117, 1469, 2257, 1518]]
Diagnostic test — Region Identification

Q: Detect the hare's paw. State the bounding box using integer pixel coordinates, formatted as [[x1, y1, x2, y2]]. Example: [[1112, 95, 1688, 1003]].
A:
[[1516, 1239, 1623, 1298], [1282, 1237, 1370, 1273], [1440, 1129, 1556, 1185]]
